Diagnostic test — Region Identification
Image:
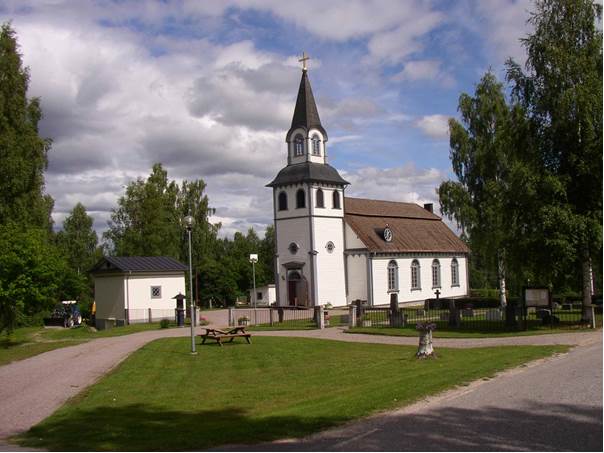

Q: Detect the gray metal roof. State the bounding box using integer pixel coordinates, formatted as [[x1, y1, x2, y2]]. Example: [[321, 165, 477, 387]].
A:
[[266, 162, 349, 187], [286, 70, 328, 141], [92, 256, 188, 273]]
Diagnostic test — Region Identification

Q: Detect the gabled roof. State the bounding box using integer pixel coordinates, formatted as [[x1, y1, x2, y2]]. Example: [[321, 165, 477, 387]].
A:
[[344, 197, 470, 254], [267, 162, 349, 187], [92, 256, 188, 274], [286, 70, 328, 141]]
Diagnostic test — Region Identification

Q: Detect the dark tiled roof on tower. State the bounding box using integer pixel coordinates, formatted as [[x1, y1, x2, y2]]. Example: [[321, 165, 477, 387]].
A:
[[286, 68, 328, 141]]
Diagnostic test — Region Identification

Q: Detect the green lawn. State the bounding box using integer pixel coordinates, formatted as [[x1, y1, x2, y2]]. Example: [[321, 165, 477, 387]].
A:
[[16, 337, 567, 451], [0, 323, 178, 366], [346, 325, 599, 338]]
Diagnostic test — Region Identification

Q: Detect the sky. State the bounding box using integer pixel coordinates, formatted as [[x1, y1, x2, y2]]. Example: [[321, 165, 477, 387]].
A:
[[0, 0, 537, 238]]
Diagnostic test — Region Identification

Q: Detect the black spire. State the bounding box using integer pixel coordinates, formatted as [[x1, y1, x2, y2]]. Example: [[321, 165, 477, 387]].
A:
[[287, 70, 328, 141]]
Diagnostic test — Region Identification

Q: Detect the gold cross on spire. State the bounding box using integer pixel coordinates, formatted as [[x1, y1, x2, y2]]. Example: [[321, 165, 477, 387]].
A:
[[298, 51, 310, 71]]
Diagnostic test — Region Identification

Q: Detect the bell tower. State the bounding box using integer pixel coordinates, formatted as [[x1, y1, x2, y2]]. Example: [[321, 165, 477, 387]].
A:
[[267, 54, 349, 307]]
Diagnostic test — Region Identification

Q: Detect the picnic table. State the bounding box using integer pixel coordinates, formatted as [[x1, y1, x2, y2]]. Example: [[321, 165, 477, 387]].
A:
[[199, 327, 252, 346]]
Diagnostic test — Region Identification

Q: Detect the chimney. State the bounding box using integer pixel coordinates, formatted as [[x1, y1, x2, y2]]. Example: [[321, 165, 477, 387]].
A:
[[423, 203, 434, 213]]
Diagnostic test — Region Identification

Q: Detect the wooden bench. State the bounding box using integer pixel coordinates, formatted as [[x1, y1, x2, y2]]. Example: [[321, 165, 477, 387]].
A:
[[199, 327, 252, 346]]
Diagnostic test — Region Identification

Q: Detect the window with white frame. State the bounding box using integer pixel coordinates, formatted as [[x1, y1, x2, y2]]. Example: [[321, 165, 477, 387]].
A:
[[296, 189, 306, 208], [332, 190, 341, 209], [316, 188, 324, 208], [294, 134, 304, 156], [278, 191, 288, 211], [387, 260, 398, 292], [451, 258, 459, 286], [311, 134, 321, 155], [411, 259, 421, 290], [432, 259, 441, 288], [151, 286, 162, 298]]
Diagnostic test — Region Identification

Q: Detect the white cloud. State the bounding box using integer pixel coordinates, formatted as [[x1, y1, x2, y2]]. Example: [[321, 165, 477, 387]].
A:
[[414, 115, 450, 140], [343, 164, 445, 207]]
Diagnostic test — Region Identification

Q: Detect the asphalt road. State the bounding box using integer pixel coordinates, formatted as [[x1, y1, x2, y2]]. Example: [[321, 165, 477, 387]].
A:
[[232, 336, 603, 451]]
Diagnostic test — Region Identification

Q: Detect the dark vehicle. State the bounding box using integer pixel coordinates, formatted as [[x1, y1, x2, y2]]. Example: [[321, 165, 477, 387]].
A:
[[45, 301, 83, 328]]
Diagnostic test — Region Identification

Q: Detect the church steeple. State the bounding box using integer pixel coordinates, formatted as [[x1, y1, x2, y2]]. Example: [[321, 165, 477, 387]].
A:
[[288, 69, 328, 140], [286, 54, 328, 143]]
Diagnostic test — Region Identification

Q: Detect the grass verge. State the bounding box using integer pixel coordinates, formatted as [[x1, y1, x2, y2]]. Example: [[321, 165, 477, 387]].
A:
[[346, 325, 599, 338], [0, 323, 177, 366], [15, 337, 568, 451]]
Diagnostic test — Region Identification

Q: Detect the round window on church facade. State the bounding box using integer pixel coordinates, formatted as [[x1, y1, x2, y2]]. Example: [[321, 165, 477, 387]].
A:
[[326, 241, 335, 253], [288, 242, 299, 254]]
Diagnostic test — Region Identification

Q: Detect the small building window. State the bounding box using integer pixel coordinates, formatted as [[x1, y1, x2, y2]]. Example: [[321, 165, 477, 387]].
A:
[[151, 286, 162, 298], [316, 188, 324, 208], [332, 191, 341, 209], [388, 260, 398, 292], [294, 134, 304, 156], [432, 259, 441, 288], [278, 191, 288, 211], [311, 134, 321, 155], [411, 260, 421, 290], [296, 189, 306, 208], [451, 258, 459, 287], [257, 292, 263, 300]]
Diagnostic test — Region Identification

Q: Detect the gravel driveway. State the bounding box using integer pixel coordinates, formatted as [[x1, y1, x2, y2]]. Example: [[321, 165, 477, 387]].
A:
[[0, 311, 599, 450]]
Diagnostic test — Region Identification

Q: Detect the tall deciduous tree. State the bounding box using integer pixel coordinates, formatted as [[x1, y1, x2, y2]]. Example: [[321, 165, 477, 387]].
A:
[[0, 23, 53, 230], [439, 72, 519, 307], [57, 203, 100, 274], [507, 0, 603, 320], [104, 163, 181, 257]]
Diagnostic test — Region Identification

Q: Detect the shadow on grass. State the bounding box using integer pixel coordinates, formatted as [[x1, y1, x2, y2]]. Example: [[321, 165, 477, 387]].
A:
[[237, 402, 603, 452], [16, 404, 348, 451]]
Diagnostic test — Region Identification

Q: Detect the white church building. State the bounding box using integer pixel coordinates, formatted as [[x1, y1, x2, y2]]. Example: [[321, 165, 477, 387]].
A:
[[267, 64, 470, 307]]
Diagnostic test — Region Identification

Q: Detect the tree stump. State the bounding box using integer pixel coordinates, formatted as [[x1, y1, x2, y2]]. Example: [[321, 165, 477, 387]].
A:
[[416, 322, 436, 358]]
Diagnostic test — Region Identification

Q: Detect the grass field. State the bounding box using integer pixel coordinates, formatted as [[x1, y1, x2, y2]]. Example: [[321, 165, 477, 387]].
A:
[[15, 337, 568, 451], [0, 323, 177, 366]]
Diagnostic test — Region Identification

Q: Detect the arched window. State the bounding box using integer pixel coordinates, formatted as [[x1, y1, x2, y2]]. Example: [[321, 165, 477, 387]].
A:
[[294, 134, 304, 156], [296, 189, 306, 208], [451, 258, 459, 286], [316, 188, 324, 208], [432, 259, 441, 288], [387, 260, 398, 292], [311, 134, 321, 155], [411, 259, 421, 290], [332, 190, 341, 209], [278, 191, 288, 211]]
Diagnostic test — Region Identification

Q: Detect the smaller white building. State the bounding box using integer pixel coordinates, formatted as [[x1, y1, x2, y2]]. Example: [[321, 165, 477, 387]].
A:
[[92, 256, 187, 327], [249, 284, 277, 306]]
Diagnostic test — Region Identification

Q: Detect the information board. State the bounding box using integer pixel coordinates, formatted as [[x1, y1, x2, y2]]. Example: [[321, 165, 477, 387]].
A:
[[524, 288, 550, 307]]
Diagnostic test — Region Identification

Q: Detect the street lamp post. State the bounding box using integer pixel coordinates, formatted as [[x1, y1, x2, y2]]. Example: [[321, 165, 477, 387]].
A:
[[249, 254, 258, 325], [184, 212, 196, 354]]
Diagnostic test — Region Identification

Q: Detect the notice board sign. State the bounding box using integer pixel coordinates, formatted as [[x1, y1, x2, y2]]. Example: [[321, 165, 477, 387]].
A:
[[524, 287, 551, 307]]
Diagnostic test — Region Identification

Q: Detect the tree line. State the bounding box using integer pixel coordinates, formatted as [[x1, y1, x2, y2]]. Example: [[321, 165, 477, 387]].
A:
[[0, 23, 273, 333], [438, 0, 602, 320]]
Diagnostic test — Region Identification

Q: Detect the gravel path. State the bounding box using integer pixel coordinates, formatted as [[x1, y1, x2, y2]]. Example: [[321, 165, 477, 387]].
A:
[[0, 310, 599, 449], [225, 333, 604, 451]]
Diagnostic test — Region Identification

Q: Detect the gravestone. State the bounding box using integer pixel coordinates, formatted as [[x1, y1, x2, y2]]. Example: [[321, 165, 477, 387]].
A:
[[486, 309, 503, 321]]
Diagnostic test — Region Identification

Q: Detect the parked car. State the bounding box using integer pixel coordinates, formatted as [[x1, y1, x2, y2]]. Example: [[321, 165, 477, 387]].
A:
[[44, 301, 82, 328]]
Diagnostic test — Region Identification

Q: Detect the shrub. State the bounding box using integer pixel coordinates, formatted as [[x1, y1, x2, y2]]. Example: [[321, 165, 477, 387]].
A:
[[159, 319, 170, 329], [199, 316, 209, 326]]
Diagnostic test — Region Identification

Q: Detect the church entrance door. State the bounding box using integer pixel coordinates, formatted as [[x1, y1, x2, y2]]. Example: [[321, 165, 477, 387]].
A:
[[287, 270, 308, 306]]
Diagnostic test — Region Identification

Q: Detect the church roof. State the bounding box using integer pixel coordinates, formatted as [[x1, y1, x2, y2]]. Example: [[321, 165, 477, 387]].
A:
[[286, 70, 328, 141], [344, 197, 470, 254], [267, 162, 349, 187], [92, 256, 188, 274]]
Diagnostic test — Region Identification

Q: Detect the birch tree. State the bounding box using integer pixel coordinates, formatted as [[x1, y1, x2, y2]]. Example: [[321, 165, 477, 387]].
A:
[[507, 0, 602, 321]]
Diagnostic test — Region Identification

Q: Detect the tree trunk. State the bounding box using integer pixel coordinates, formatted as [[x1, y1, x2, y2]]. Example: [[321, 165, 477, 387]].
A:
[[416, 330, 434, 358], [498, 251, 507, 308], [581, 248, 594, 323]]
